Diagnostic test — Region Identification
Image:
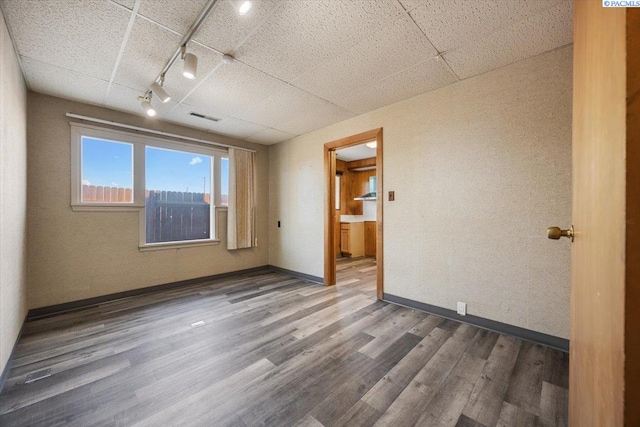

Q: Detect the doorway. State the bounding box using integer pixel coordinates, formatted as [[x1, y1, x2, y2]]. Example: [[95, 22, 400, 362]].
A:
[[324, 128, 383, 299]]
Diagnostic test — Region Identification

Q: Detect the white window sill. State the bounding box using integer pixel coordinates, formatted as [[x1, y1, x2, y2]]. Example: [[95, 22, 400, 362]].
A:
[[139, 239, 221, 252], [71, 204, 144, 212]]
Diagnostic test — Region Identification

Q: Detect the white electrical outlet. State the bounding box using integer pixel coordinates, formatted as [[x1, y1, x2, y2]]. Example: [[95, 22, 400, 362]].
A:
[[457, 302, 467, 316]]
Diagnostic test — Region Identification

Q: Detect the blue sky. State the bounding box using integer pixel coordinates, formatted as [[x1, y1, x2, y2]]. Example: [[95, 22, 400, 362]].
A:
[[82, 137, 228, 195]]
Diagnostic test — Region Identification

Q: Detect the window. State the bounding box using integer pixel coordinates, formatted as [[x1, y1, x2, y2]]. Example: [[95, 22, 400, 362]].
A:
[[145, 146, 212, 244], [81, 137, 133, 203], [71, 124, 228, 249]]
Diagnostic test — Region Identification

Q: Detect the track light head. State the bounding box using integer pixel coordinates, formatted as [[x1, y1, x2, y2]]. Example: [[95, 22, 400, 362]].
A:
[[183, 53, 198, 79], [181, 45, 198, 80], [150, 77, 171, 103], [142, 100, 156, 117], [138, 93, 156, 117], [229, 0, 252, 15]]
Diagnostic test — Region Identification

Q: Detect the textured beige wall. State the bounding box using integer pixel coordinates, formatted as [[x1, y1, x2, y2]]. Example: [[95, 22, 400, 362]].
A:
[[27, 93, 269, 309], [0, 11, 28, 374], [269, 46, 572, 338]]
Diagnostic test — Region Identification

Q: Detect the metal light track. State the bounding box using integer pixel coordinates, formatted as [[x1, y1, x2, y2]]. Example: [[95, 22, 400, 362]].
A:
[[154, 0, 221, 83]]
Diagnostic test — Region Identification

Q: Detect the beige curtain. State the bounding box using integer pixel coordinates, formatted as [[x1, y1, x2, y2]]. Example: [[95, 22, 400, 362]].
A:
[[227, 148, 256, 250]]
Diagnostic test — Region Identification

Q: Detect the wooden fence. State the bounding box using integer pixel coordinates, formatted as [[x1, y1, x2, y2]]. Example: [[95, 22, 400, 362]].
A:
[[145, 190, 210, 243], [82, 185, 133, 202], [82, 185, 212, 204], [81, 185, 213, 244]]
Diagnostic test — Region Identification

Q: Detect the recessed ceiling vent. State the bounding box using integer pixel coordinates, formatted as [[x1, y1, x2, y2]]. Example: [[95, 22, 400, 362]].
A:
[[189, 112, 221, 122]]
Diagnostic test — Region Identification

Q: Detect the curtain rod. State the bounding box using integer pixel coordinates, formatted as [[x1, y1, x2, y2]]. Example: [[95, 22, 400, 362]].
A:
[[65, 113, 257, 153]]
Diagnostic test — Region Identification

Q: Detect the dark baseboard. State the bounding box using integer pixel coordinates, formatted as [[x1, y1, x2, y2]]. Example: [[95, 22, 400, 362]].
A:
[[27, 265, 272, 320], [383, 293, 569, 353], [0, 315, 28, 394], [267, 265, 324, 284]]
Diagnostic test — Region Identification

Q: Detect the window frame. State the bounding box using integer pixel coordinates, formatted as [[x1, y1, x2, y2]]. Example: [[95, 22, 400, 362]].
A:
[[71, 125, 145, 211], [70, 123, 228, 250], [220, 156, 229, 207]]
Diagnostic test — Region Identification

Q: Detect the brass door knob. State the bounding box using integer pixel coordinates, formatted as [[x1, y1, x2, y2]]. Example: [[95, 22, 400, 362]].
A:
[[548, 225, 574, 242]]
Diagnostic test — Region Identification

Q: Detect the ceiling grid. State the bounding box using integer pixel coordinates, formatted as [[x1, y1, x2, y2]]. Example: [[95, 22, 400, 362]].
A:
[[102, 0, 141, 105], [1, 0, 574, 145], [393, 0, 462, 81]]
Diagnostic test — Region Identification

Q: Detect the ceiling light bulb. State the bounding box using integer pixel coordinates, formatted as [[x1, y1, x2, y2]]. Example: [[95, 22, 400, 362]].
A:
[[150, 82, 171, 103], [139, 93, 156, 117], [229, 0, 252, 15], [222, 54, 234, 65], [142, 99, 156, 117], [238, 1, 252, 14], [183, 52, 198, 80], [366, 141, 377, 149]]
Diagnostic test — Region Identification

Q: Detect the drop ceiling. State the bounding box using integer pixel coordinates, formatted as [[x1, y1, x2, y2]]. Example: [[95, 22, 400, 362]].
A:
[[0, 0, 573, 145]]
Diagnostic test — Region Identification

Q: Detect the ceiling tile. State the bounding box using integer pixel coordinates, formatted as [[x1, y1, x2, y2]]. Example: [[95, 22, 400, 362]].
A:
[[104, 84, 177, 118], [247, 128, 295, 145], [138, 0, 207, 35], [113, 16, 182, 90], [274, 101, 356, 136], [237, 82, 332, 128], [410, 0, 566, 52], [176, 102, 231, 124], [194, 0, 279, 54], [208, 118, 268, 139], [110, 0, 136, 10], [2, 0, 130, 80], [165, 104, 267, 139], [234, 0, 404, 82], [397, 0, 426, 12], [334, 58, 457, 115], [182, 61, 282, 117], [443, 1, 573, 79], [292, 15, 437, 102], [161, 43, 223, 103], [162, 103, 223, 132], [21, 57, 108, 106]]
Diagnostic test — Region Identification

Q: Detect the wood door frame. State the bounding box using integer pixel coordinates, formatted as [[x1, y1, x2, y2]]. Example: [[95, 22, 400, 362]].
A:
[[324, 128, 383, 299]]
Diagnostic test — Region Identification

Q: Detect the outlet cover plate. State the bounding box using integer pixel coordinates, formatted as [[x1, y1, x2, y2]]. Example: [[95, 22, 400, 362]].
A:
[[457, 302, 467, 316]]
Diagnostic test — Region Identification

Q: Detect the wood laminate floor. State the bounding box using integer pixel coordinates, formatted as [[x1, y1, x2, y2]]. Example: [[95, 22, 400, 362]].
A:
[[0, 257, 568, 426]]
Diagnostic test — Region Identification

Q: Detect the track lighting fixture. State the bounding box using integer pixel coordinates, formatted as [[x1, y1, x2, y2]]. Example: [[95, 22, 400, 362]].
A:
[[137, 0, 251, 118], [181, 45, 198, 80], [229, 0, 252, 15], [138, 92, 156, 117], [150, 75, 171, 103]]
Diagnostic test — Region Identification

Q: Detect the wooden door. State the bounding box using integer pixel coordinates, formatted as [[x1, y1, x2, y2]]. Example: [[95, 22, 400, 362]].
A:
[[365, 221, 376, 257], [570, 3, 639, 425]]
